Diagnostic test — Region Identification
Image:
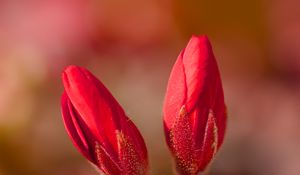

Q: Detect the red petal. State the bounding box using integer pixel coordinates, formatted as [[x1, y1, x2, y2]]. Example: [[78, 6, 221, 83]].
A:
[[196, 110, 218, 172], [182, 35, 215, 112], [61, 92, 93, 162], [163, 51, 187, 131], [62, 92, 122, 174], [211, 74, 226, 148], [62, 65, 124, 157], [62, 93, 121, 175], [94, 142, 122, 175], [190, 107, 209, 150]]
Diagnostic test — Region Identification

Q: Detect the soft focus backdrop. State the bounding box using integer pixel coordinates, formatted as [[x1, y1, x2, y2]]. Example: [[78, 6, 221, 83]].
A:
[[1, 0, 300, 175]]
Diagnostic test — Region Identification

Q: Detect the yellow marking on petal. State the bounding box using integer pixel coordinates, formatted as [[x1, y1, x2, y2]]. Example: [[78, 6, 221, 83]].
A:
[[208, 109, 219, 156], [116, 131, 146, 175], [95, 141, 102, 164], [179, 105, 188, 118], [95, 141, 108, 173], [169, 105, 198, 175]]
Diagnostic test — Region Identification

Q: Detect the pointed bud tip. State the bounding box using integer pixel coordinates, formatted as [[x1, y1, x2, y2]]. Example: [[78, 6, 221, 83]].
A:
[[61, 65, 80, 87], [190, 35, 210, 44], [187, 35, 212, 53], [63, 65, 81, 72], [62, 65, 82, 79], [61, 65, 91, 91]]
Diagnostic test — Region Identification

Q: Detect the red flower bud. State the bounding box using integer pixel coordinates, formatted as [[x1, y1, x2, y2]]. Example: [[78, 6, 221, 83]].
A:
[[163, 35, 227, 175], [61, 65, 148, 175]]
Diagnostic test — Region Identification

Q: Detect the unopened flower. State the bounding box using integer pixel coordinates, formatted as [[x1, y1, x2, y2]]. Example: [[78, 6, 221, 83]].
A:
[[163, 35, 227, 175], [61, 65, 148, 175]]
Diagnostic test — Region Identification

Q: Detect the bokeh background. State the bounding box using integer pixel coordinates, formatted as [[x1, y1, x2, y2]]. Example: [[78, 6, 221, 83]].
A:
[[1, 0, 300, 174]]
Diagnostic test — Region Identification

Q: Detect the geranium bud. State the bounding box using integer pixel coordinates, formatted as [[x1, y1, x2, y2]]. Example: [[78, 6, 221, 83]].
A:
[[163, 35, 226, 175], [61, 65, 148, 175]]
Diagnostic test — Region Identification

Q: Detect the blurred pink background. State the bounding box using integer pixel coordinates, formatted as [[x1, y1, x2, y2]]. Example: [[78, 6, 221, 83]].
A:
[[1, 0, 300, 174]]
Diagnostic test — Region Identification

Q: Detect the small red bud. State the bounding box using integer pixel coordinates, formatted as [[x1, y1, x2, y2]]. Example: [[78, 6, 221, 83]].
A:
[[163, 35, 227, 175], [61, 65, 148, 175]]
